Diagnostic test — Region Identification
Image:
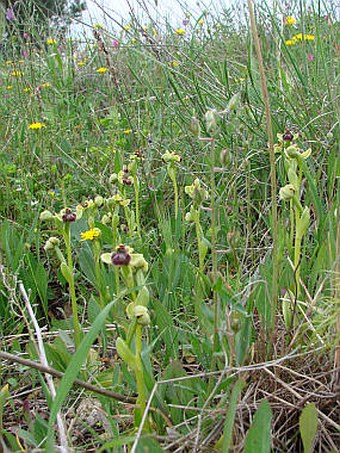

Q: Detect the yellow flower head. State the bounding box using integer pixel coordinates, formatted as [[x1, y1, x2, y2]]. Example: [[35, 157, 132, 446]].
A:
[[40, 82, 51, 88], [28, 122, 46, 130], [285, 39, 295, 46], [6, 85, 12, 90], [47, 38, 57, 45], [11, 71, 24, 77], [175, 28, 186, 35], [123, 129, 132, 135], [285, 16, 296, 26], [304, 34, 315, 41], [80, 228, 101, 241], [198, 19, 204, 25], [96, 67, 108, 73]]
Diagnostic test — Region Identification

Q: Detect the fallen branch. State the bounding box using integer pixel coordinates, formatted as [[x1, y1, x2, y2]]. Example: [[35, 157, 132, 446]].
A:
[[0, 350, 136, 404]]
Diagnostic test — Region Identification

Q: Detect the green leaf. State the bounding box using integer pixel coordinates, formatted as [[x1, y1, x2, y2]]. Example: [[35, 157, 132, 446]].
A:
[[244, 400, 272, 453], [299, 403, 318, 453], [220, 379, 246, 452], [60, 262, 73, 285], [116, 337, 137, 369], [0, 384, 10, 432], [47, 299, 116, 437]]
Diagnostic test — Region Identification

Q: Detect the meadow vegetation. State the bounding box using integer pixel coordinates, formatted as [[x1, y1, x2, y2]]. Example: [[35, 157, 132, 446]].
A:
[[0, 0, 339, 451]]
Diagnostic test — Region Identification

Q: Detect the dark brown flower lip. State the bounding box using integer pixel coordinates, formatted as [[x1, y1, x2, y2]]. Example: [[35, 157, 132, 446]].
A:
[[111, 244, 131, 266], [122, 177, 132, 186], [62, 208, 77, 223], [283, 130, 294, 142]]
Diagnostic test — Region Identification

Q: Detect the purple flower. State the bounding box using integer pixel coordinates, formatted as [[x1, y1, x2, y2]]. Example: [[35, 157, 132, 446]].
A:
[[113, 40, 119, 47], [23, 32, 28, 39], [6, 8, 15, 22], [308, 53, 314, 61]]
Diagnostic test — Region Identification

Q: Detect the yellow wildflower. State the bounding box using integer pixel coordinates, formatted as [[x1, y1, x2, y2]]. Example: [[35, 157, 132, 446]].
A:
[[175, 28, 186, 35], [131, 38, 137, 44], [6, 85, 12, 90], [94, 23, 104, 29], [23, 87, 32, 92], [40, 82, 50, 88], [80, 228, 101, 241], [124, 25, 131, 31], [47, 38, 57, 45], [198, 19, 204, 25], [77, 61, 85, 67], [96, 67, 108, 73], [304, 34, 315, 41], [28, 122, 46, 130], [285, 39, 295, 46], [11, 71, 24, 77], [285, 16, 296, 26], [5, 60, 12, 65], [123, 129, 132, 135]]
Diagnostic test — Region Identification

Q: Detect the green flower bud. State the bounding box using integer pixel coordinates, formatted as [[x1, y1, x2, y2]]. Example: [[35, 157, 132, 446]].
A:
[[94, 195, 104, 207], [109, 173, 119, 185], [189, 116, 200, 137], [326, 131, 333, 141], [225, 91, 241, 113], [101, 213, 111, 224], [185, 211, 192, 222], [76, 204, 84, 219], [129, 253, 149, 273], [40, 210, 54, 221], [185, 178, 208, 205], [133, 305, 150, 326], [285, 145, 300, 159], [279, 184, 296, 201], [44, 236, 60, 251], [161, 150, 181, 163], [220, 149, 230, 166], [205, 109, 218, 135]]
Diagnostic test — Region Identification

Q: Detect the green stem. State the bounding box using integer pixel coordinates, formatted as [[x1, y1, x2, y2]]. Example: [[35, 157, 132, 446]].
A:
[[93, 241, 104, 308], [134, 324, 148, 428], [64, 224, 82, 349], [134, 175, 141, 236], [194, 211, 204, 273], [294, 212, 302, 297], [172, 174, 179, 220], [290, 200, 294, 250], [210, 138, 219, 372]]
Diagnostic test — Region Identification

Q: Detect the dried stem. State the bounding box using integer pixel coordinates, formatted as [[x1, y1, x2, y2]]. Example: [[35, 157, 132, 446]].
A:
[[247, 0, 278, 351], [18, 281, 69, 452]]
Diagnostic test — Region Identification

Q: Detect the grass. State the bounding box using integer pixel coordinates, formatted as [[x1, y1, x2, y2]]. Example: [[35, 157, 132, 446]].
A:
[[0, 0, 339, 451]]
